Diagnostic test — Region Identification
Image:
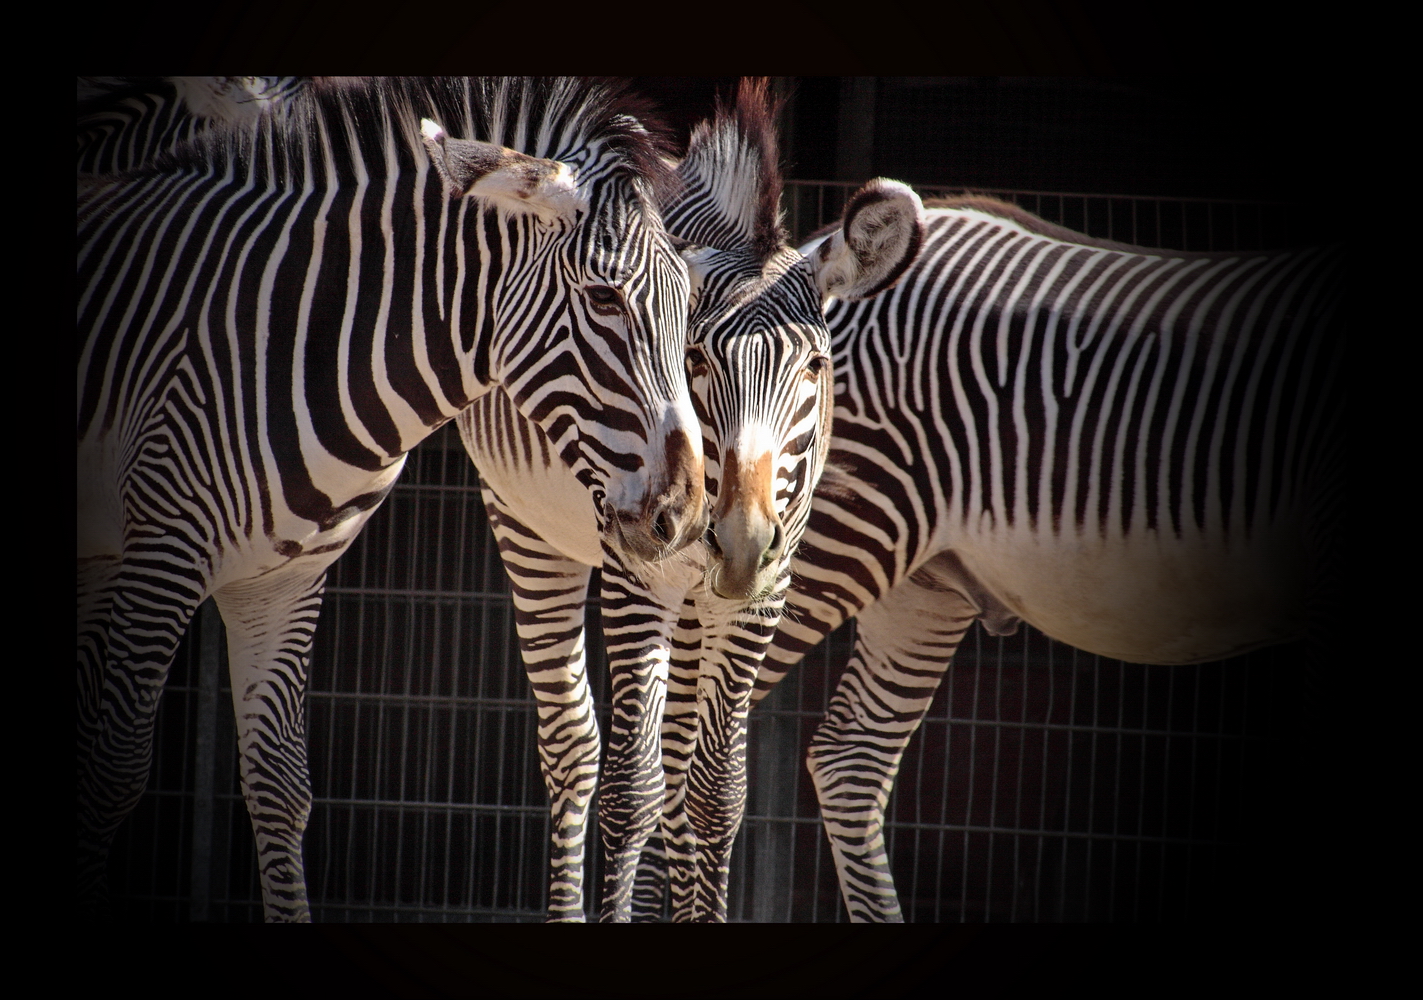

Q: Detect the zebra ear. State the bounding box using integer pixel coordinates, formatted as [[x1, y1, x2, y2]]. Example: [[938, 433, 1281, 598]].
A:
[[420, 119, 588, 222], [809, 179, 925, 302]]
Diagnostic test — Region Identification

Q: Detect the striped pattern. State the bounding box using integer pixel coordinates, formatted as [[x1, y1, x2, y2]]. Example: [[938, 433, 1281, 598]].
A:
[[644, 198, 1343, 921], [76, 77, 699, 922], [77, 77, 307, 175], [455, 81, 843, 921]]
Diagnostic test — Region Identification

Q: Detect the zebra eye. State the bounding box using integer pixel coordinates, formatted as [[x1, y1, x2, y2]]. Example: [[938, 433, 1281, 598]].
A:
[[584, 284, 625, 316], [686, 346, 709, 377], [804, 355, 831, 380], [786, 429, 814, 456]]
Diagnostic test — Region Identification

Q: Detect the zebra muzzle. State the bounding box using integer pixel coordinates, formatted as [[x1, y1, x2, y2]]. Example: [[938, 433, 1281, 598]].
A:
[[604, 429, 708, 563]]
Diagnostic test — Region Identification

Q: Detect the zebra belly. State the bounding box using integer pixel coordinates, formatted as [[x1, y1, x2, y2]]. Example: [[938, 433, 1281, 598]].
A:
[[948, 521, 1310, 665]]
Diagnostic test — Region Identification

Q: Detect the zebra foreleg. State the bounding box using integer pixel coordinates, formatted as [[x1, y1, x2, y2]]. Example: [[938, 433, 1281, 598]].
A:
[[679, 600, 784, 922], [635, 597, 700, 922], [595, 550, 696, 921], [211, 564, 327, 923], [77, 555, 203, 919], [484, 490, 599, 922], [806, 571, 977, 922]]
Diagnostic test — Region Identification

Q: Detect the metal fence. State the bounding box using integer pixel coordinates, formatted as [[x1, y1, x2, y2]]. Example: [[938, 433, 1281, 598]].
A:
[[105, 182, 1310, 922], [783, 179, 1308, 251]]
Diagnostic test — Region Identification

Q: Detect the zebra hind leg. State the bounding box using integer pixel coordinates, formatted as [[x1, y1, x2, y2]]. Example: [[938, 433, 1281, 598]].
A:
[[806, 570, 977, 923], [211, 565, 328, 923], [77, 555, 202, 919]]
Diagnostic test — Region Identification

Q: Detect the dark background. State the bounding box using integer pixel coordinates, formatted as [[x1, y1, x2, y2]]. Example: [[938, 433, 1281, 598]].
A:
[[632, 76, 1342, 212], [70, 4, 1366, 992]]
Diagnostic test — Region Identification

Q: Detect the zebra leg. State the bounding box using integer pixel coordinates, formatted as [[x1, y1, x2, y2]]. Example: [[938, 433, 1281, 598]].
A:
[[211, 564, 328, 923], [77, 554, 203, 919], [76, 555, 119, 828], [595, 550, 697, 922], [680, 596, 786, 922], [630, 826, 669, 922], [806, 571, 978, 923], [483, 489, 599, 922], [651, 597, 703, 922]]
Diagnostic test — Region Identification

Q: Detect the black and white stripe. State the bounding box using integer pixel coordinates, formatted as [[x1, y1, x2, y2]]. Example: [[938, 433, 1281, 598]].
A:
[[456, 81, 926, 921], [76, 76, 703, 922], [78, 76, 308, 175], [645, 196, 1343, 921]]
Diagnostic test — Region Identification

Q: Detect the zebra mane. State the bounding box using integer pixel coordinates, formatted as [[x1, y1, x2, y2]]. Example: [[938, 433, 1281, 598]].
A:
[[921, 195, 1149, 253], [661, 77, 786, 259], [129, 77, 679, 202], [806, 194, 1137, 251], [810, 194, 1268, 259]]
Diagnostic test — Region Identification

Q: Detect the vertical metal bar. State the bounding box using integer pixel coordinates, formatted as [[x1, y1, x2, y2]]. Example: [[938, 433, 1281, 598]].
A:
[[1106, 658, 1124, 922], [1034, 630, 1055, 921], [188, 598, 222, 922], [983, 633, 1004, 920], [751, 694, 798, 921], [1010, 627, 1028, 921], [1083, 651, 1101, 920], [958, 624, 983, 921]]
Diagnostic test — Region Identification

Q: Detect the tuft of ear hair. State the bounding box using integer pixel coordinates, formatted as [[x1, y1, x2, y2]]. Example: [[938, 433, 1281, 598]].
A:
[[808, 178, 925, 302], [420, 118, 588, 222]]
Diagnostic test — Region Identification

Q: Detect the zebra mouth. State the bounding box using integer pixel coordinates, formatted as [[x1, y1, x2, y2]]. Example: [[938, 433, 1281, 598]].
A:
[[603, 502, 676, 566], [704, 556, 779, 605]]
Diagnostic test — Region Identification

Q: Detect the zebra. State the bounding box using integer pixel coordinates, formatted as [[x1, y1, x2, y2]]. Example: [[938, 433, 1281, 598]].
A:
[[77, 76, 707, 922], [458, 80, 927, 920], [638, 195, 1344, 921], [78, 77, 308, 175]]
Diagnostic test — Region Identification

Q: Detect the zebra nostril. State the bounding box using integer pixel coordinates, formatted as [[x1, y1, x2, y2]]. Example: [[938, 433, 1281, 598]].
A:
[[652, 507, 672, 544], [759, 523, 784, 570], [704, 524, 722, 557]]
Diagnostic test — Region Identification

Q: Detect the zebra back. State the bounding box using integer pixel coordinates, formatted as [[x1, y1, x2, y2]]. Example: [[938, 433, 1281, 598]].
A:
[[77, 76, 308, 175]]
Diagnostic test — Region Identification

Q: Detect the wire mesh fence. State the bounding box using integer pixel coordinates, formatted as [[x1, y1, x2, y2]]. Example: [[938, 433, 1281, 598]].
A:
[[105, 182, 1310, 922], [783, 179, 1308, 252]]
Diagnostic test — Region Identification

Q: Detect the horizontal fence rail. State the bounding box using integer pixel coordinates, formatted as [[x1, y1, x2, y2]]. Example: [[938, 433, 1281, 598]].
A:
[[106, 181, 1311, 922]]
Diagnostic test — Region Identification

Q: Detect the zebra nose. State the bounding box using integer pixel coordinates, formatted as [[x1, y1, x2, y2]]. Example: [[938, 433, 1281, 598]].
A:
[[646, 491, 709, 552], [707, 506, 783, 602]]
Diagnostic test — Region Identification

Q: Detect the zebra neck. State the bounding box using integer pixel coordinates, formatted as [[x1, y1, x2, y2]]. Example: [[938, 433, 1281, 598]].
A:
[[827, 215, 1340, 542]]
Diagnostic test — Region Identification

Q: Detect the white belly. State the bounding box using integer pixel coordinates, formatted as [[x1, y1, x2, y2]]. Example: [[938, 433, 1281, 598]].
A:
[[947, 517, 1310, 664]]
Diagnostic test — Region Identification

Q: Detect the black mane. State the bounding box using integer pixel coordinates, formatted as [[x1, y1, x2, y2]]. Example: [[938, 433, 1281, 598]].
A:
[[130, 77, 679, 199]]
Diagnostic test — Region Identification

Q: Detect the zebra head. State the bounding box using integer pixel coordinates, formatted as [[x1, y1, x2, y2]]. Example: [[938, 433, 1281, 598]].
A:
[[663, 81, 927, 603], [416, 79, 707, 564]]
